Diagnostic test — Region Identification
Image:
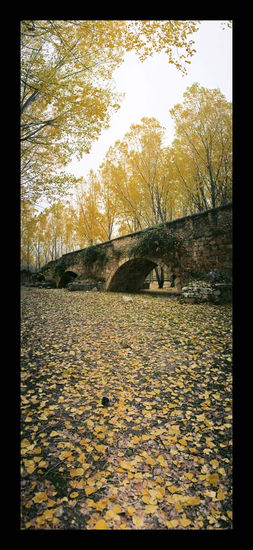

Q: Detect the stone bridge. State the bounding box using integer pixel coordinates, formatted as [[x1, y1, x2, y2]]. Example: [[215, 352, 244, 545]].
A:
[[40, 203, 232, 293]]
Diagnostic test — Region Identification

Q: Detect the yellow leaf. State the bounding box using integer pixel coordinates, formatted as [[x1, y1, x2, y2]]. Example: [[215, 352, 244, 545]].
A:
[[127, 506, 135, 516], [208, 473, 219, 487], [94, 444, 107, 453], [130, 436, 140, 445], [185, 472, 194, 480], [21, 438, 30, 448], [157, 455, 168, 467], [23, 459, 36, 474], [39, 414, 48, 420], [145, 456, 156, 466], [203, 448, 212, 454], [217, 488, 226, 500], [168, 425, 180, 435], [145, 504, 157, 514], [210, 459, 219, 468], [196, 414, 205, 421], [167, 485, 179, 494], [205, 490, 216, 498], [141, 434, 150, 441], [113, 504, 122, 513], [59, 451, 73, 460], [185, 496, 200, 505], [47, 499, 56, 507], [42, 508, 57, 520], [105, 509, 119, 520], [94, 519, 107, 530], [166, 519, 179, 528], [181, 517, 191, 527], [50, 431, 59, 437], [133, 515, 144, 528], [152, 486, 165, 499], [70, 468, 84, 477], [86, 477, 95, 487], [85, 487, 97, 496], [33, 492, 48, 503], [119, 460, 135, 471], [95, 499, 108, 511], [178, 438, 187, 446], [70, 492, 79, 498]]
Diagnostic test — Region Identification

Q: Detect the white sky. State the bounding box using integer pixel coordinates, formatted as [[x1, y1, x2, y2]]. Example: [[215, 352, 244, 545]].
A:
[[67, 20, 232, 179]]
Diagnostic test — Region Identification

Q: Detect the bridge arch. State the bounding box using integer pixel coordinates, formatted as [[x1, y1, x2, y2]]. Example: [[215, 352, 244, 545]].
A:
[[58, 270, 78, 288], [107, 258, 158, 292]]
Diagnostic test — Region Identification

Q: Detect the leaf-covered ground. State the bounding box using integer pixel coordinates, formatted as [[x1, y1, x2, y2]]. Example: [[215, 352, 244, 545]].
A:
[[20, 287, 232, 530]]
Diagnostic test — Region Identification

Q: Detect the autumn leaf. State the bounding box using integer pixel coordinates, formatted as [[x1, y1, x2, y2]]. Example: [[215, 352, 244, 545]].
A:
[[208, 473, 219, 487], [127, 506, 136, 516], [145, 504, 158, 514], [94, 519, 107, 530], [119, 460, 135, 472], [21, 438, 30, 448], [70, 468, 84, 477], [132, 515, 144, 528], [145, 456, 156, 466], [59, 451, 73, 460], [85, 487, 97, 497], [210, 459, 219, 468], [180, 517, 191, 527], [33, 492, 48, 503], [166, 519, 179, 528]]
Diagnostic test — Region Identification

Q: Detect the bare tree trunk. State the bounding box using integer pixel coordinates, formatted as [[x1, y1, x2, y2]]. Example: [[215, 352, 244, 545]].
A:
[[155, 266, 164, 288]]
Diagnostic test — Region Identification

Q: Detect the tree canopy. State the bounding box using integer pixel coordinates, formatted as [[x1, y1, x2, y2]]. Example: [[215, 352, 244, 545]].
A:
[[21, 20, 200, 202], [21, 84, 232, 271]]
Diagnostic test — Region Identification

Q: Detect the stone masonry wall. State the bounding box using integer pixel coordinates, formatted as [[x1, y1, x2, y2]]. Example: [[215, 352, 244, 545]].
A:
[[40, 203, 232, 290]]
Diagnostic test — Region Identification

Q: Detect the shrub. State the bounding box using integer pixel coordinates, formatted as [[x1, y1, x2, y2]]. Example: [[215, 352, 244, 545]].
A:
[[81, 245, 108, 266], [53, 262, 66, 277], [128, 228, 183, 258]]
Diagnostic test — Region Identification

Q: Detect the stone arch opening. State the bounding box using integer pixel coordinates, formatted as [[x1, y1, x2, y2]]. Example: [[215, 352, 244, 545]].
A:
[[107, 258, 158, 292], [58, 271, 78, 288]]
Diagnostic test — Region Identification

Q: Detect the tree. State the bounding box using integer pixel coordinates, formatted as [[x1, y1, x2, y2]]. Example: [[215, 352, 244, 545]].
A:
[[97, 118, 184, 287], [124, 118, 183, 226], [21, 200, 37, 270], [99, 118, 183, 233], [21, 20, 200, 203], [98, 159, 121, 241], [74, 171, 105, 246], [170, 83, 232, 211]]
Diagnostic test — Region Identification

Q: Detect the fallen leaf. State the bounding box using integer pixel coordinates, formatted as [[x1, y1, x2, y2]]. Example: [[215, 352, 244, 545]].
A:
[[181, 517, 191, 527], [132, 515, 144, 528], [94, 519, 107, 530], [33, 492, 48, 503], [70, 468, 84, 477]]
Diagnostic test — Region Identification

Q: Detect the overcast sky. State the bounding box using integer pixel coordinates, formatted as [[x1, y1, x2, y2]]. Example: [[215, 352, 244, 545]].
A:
[[67, 20, 232, 179]]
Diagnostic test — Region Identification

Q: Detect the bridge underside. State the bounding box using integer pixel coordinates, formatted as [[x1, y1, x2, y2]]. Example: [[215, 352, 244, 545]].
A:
[[107, 258, 158, 292], [58, 271, 77, 288]]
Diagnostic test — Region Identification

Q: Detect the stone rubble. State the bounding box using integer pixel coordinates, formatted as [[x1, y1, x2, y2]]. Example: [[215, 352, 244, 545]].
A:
[[179, 273, 232, 304]]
